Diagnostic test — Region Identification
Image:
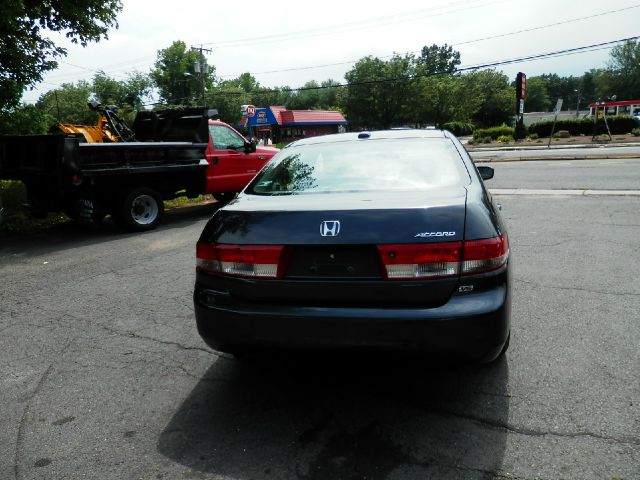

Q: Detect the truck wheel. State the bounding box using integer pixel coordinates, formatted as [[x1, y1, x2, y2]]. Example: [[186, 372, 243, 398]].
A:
[[212, 192, 238, 204], [114, 187, 164, 231]]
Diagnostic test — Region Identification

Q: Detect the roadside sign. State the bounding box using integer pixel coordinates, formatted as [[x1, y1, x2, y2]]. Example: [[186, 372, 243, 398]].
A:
[[554, 99, 564, 115], [516, 72, 526, 100], [519, 99, 524, 114], [246, 105, 256, 118]]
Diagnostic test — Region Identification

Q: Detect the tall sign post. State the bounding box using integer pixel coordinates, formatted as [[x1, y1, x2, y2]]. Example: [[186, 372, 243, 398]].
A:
[[547, 98, 564, 148], [515, 72, 526, 139]]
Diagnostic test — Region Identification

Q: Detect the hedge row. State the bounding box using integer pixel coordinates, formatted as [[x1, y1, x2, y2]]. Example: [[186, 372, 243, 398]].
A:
[[528, 115, 640, 137], [441, 121, 475, 136], [472, 124, 515, 141]]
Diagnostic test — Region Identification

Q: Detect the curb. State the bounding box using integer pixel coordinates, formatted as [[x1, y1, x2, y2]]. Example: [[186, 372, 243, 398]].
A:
[[471, 154, 640, 163]]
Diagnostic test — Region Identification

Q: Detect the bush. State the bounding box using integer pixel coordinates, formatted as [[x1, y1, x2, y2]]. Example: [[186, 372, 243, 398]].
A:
[[554, 130, 571, 139], [632, 128, 640, 137], [529, 115, 639, 137], [514, 118, 527, 140], [496, 135, 513, 143], [527, 133, 539, 140], [482, 136, 492, 144], [473, 124, 515, 142], [442, 121, 475, 136]]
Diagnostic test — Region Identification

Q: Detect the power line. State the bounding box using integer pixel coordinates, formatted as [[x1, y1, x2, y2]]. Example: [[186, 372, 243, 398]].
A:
[[34, 2, 640, 86], [218, 3, 640, 79], [204, 0, 509, 48], [142, 35, 638, 106]]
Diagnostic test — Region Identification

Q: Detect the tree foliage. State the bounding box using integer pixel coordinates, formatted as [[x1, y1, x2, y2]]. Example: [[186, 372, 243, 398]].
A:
[[523, 77, 551, 112], [417, 44, 461, 76], [93, 71, 151, 110], [0, 104, 55, 134], [0, 0, 122, 111], [345, 54, 418, 129], [35, 80, 95, 124], [151, 41, 216, 106], [605, 40, 640, 100]]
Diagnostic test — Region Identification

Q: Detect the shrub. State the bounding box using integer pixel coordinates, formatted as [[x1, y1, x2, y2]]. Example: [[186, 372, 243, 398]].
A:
[[527, 133, 539, 140], [496, 135, 513, 143], [554, 130, 571, 138], [442, 121, 475, 136], [514, 118, 527, 140], [473, 124, 515, 142], [529, 115, 639, 137], [632, 128, 640, 137], [482, 136, 492, 144]]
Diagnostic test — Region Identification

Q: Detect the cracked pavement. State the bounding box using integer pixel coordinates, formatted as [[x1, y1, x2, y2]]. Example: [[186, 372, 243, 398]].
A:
[[1, 164, 639, 479]]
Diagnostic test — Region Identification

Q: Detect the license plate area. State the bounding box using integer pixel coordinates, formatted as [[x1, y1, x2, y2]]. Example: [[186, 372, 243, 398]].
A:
[[285, 245, 382, 279]]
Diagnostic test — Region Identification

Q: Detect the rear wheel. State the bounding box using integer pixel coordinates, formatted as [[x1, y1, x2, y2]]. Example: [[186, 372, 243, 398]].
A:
[[113, 187, 164, 232]]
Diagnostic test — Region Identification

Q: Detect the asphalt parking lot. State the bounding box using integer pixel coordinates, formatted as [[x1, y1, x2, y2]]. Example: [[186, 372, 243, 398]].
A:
[[1, 172, 638, 479]]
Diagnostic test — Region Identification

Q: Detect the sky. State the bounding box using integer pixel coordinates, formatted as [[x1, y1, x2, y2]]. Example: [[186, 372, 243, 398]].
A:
[[21, 0, 640, 105]]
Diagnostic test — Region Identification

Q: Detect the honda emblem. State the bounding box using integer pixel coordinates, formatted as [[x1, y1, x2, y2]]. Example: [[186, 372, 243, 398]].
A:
[[320, 220, 341, 237]]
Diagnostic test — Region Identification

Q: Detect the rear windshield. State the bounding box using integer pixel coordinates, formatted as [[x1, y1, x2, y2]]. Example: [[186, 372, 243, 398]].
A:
[[247, 137, 470, 195]]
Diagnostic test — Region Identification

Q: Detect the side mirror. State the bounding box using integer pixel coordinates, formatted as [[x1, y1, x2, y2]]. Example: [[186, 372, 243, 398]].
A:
[[477, 166, 494, 180], [244, 138, 257, 153]]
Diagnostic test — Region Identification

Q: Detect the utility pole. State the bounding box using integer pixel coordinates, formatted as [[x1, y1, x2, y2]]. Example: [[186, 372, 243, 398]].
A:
[[191, 45, 212, 108]]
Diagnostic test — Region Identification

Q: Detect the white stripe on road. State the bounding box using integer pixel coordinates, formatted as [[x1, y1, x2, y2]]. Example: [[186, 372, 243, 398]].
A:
[[490, 189, 640, 196]]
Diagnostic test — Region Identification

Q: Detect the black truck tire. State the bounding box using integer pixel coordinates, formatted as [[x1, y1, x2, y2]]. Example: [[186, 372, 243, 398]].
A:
[[113, 187, 164, 232]]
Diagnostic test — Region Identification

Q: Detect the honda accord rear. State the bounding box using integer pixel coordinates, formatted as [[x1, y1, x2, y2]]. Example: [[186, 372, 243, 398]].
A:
[[193, 129, 511, 362]]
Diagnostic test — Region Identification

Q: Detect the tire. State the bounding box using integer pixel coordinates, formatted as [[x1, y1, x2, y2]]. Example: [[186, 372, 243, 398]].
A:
[[113, 187, 164, 232], [212, 192, 238, 204]]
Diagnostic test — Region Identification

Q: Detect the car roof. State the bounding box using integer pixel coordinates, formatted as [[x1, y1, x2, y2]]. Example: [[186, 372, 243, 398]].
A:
[[288, 129, 452, 147]]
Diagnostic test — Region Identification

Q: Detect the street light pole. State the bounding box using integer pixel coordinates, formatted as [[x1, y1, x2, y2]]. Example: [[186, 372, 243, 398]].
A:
[[574, 89, 581, 118]]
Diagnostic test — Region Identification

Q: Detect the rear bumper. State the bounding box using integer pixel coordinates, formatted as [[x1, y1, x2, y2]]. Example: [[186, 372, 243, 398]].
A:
[[193, 279, 511, 361]]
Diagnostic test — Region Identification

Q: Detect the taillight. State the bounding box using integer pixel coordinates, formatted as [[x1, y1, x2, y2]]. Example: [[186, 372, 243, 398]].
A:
[[377, 235, 509, 280], [377, 242, 463, 279], [196, 242, 285, 278], [462, 235, 509, 275]]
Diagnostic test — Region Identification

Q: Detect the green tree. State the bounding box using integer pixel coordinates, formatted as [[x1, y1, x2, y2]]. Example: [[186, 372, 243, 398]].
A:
[[416, 75, 473, 126], [605, 40, 640, 99], [93, 71, 151, 108], [416, 44, 461, 76], [523, 77, 551, 112], [0, 0, 122, 111], [35, 80, 95, 124], [0, 104, 55, 134], [345, 54, 417, 129], [465, 69, 513, 127], [317, 79, 346, 110], [151, 41, 215, 106], [209, 84, 251, 124], [289, 81, 322, 109]]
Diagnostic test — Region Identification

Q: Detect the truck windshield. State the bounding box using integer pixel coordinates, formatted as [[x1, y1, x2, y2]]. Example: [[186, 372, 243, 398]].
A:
[[247, 137, 470, 195], [209, 124, 245, 150]]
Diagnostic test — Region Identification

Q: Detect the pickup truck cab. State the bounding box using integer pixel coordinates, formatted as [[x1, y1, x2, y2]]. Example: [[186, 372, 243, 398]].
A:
[[206, 120, 277, 202]]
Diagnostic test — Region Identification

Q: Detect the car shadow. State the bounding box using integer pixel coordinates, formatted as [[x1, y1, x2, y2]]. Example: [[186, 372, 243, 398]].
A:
[[0, 202, 221, 257], [158, 353, 510, 479]]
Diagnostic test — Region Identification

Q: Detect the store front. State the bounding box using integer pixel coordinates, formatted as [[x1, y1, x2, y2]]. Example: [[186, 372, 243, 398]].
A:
[[240, 106, 348, 144]]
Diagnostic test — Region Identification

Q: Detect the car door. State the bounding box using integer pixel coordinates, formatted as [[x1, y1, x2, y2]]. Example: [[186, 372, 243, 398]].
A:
[[205, 123, 261, 193]]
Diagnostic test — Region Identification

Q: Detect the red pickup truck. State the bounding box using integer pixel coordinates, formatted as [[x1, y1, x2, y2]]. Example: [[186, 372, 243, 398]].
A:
[[0, 108, 278, 231]]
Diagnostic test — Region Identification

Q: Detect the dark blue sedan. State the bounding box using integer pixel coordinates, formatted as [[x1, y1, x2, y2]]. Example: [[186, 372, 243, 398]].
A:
[[194, 129, 511, 362]]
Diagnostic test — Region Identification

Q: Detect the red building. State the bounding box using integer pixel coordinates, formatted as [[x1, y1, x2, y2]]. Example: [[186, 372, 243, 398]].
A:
[[240, 106, 348, 143]]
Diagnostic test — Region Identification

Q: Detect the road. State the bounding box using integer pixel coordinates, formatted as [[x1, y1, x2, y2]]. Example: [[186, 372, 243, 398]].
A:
[[481, 157, 640, 190], [1, 161, 639, 480]]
